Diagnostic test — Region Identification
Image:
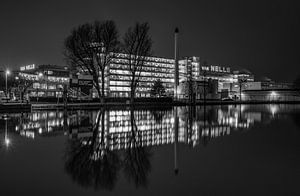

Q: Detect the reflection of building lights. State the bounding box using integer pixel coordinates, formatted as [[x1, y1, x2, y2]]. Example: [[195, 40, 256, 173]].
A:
[[270, 104, 278, 116], [5, 138, 10, 146], [240, 105, 246, 113], [270, 91, 277, 96]]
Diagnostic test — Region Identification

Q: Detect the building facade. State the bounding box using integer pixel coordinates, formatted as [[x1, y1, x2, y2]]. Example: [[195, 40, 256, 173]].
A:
[[18, 64, 69, 98], [108, 53, 175, 97]]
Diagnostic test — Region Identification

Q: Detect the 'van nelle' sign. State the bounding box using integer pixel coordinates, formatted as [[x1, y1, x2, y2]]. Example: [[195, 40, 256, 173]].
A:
[[201, 65, 230, 73], [20, 64, 36, 71]]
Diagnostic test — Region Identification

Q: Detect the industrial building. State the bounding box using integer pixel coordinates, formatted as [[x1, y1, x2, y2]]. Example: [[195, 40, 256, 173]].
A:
[[14, 55, 295, 101], [108, 53, 176, 97], [17, 64, 69, 99]]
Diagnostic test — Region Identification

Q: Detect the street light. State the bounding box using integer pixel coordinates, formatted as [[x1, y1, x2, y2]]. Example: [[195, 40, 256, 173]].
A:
[[5, 70, 10, 99]]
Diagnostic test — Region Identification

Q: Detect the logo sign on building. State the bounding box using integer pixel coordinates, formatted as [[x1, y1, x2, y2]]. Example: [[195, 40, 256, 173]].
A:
[[70, 75, 93, 88], [201, 65, 230, 73], [20, 64, 36, 71], [78, 79, 93, 87], [78, 74, 93, 87]]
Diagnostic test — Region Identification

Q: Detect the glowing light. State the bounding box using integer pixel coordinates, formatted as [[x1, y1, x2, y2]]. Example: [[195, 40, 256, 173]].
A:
[[270, 91, 277, 96], [4, 138, 10, 147], [269, 104, 278, 116], [6, 70, 10, 75]]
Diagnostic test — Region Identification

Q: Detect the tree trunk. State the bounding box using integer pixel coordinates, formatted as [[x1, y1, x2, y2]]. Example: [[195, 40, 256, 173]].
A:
[[95, 84, 102, 102], [101, 71, 105, 104], [21, 91, 24, 103], [130, 84, 136, 104], [94, 75, 102, 102], [131, 88, 135, 104]]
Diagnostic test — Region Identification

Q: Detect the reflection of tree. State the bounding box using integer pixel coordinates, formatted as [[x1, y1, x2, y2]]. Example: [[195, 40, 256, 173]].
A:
[[150, 109, 167, 124], [64, 109, 120, 190], [123, 109, 152, 188]]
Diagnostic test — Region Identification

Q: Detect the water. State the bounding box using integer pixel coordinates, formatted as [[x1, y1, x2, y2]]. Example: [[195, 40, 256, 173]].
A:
[[0, 104, 299, 195]]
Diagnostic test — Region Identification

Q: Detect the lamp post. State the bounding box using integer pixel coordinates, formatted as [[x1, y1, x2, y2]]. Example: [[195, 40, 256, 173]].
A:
[[5, 70, 10, 99], [37, 72, 43, 102]]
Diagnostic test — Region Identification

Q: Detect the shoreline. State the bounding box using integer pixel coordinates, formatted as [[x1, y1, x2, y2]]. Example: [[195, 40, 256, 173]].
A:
[[1, 100, 300, 112], [31, 100, 300, 110]]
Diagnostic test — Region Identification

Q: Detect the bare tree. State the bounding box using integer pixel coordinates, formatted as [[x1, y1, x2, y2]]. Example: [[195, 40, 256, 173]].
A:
[[64, 21, 119, 103], [122, 22, 152, 103]]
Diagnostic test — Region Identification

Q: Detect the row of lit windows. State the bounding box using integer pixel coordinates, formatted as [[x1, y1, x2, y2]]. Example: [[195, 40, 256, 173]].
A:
[[109, 86, 155, 92], [47, 76, 69, 83], [112, 53, 174, 64], [110, 64, 174, 73], [32, 83, 64, 90], [111, 59, 174, 69], [109, 81, 130, 86], [110, 86, 131, 91], [109, 68, 174, 78], [110, 74, 174, 83]]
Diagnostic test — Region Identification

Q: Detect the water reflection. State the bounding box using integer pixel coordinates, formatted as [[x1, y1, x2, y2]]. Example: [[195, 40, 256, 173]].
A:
[[65, 109, 121, 190], [1, 104, 300, 190], [1, 104, 300, 148], [65, 108, 152, 189]]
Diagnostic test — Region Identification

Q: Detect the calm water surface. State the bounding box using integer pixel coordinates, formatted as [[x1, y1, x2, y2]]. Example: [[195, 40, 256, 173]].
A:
[[0, 104, 299, 195]]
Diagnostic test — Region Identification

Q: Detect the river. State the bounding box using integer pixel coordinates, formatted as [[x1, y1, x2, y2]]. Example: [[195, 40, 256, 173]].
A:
[[0, 104, 299, 195]]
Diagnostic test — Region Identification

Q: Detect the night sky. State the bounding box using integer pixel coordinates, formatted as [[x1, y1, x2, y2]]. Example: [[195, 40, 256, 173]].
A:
[[0, 0, 299, 82]]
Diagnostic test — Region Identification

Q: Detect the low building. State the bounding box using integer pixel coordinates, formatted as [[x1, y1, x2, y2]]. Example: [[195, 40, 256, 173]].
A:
[[18, 64, 69, 98]]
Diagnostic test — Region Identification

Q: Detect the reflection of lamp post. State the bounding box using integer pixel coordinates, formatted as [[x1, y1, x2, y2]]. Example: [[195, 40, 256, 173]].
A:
[[174, 107, 179, 175], [5, 70, 10, 99], [3, 115, 11, 148]]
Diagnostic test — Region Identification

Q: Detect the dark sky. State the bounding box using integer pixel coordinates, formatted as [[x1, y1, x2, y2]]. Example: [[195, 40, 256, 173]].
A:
[[0, 0, 299, 82]]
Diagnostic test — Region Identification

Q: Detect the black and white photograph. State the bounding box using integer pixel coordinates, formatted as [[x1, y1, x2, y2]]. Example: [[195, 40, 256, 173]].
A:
[[0, 0, 299, 195]]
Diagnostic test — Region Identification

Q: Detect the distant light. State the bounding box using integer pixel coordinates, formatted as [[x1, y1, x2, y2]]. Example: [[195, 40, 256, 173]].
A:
[[38, 73, 43, 77], [15, 76, 19, 80], [6, 70, 10, 75], [4, 138, 10, 147]]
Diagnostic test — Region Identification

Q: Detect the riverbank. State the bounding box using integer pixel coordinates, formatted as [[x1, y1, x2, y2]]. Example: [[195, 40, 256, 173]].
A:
[[30, 99, 300, 110], [0, 102, 31, 112], [2, 99, 300, 112]]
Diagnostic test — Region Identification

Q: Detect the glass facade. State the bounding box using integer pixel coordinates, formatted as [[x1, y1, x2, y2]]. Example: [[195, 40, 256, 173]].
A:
[[108, 53, 176, 97], [18, 65, 69, 98]]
